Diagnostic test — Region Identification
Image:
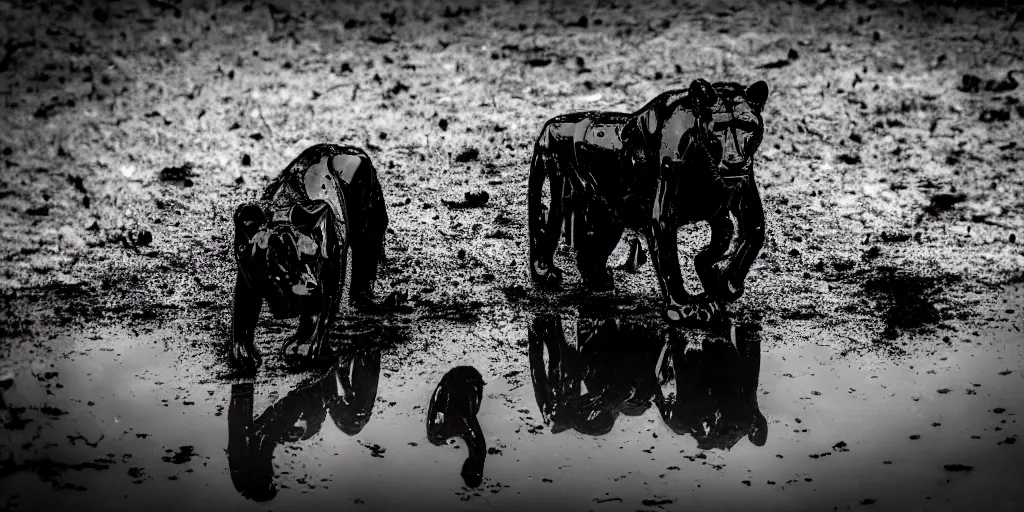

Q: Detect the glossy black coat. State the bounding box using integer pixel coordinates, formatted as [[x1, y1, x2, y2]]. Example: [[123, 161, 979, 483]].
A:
[[226, 345, 383, 502], [426, 366, 487, 488], [528, 79, 770, 324], [528, 309, 766, 450], [231, 143, 389, 370]]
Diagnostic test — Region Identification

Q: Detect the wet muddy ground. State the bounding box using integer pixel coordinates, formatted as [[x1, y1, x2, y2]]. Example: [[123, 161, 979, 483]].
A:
[[2, 0, 1024, 510]]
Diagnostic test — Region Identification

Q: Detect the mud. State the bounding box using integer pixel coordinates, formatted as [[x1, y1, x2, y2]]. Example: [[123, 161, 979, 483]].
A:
[[2, 0, 1024, 510]]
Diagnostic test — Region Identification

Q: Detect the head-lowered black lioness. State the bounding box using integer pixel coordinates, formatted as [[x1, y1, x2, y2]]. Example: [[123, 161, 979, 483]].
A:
[[528, 79, 769, 324], [231, 143, 389, 371]]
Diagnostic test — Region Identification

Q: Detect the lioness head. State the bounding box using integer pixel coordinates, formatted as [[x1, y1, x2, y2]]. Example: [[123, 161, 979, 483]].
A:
[[234, 201, 334, 315], [705, 81, 769, 177]]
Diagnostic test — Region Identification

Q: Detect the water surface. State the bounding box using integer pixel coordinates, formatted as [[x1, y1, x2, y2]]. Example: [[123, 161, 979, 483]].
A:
[[2, 308, 1022, 511]]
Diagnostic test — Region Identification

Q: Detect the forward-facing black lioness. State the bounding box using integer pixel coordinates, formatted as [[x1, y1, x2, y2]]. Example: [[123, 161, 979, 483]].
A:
[[528, 79, 769, 324], [231, 143, 388, 370]]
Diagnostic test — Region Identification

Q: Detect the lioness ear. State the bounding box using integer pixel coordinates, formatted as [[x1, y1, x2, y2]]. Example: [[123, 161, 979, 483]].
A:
[[746, 81, 770, 110], [689, 79, 718, 112], [234, 202, 265, 240]]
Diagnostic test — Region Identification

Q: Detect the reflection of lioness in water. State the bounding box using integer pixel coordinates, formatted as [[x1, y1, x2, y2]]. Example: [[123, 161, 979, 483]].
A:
[[227, 346, 383, 502], [528, 313, 664, 436], [230, 143, 389, 370], [655, 320, 767, 450], [528, 79, 770, 325]]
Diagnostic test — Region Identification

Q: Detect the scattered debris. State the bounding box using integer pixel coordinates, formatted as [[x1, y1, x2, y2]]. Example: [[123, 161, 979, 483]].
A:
[[959, 72, 1018, 93], [158, 163, 195, 187], [118, 228, 153, 249], [642, 498, 674, 506], [161, 446, 198, 464], [26, 205, 49, 216], [455, 147, 480, 163], [837, 153, 862, 165], [360, 441, 386, 458], [443, 191, 490, 209], [565, 16, 589, 28], [759, 49, 798, 69], [386, 81, 409, 98], [861, 246, 881, 261], [980, 109, 1011, 123], [40, 405, 67, 416], [925, 193, 966, 215]]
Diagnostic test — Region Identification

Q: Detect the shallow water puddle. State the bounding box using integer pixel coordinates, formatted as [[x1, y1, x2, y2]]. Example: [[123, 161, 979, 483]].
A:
[[1, 316, 1021, 511]]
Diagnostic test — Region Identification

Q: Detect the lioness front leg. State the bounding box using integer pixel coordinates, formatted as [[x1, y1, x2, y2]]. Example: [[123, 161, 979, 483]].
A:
[[645, 220, 721, 324], [231, 272, 264, 371], [721, 182, 765, 303], [282, 279, 340, 365], [694, 212, 737, 303]]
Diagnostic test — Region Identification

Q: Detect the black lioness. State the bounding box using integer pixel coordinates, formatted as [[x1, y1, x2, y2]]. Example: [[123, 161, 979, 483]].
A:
[[231, 144, 388, 370], [528, 79, 769, 324]]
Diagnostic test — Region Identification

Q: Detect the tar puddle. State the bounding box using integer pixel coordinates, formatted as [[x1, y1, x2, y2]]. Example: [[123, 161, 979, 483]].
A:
[[2, 305, 1022, 512]]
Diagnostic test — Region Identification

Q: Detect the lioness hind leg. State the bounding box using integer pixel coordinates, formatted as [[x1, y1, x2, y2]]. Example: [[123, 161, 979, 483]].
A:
[[574, 208, 622, 292], [528, 147, 565, 287]]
